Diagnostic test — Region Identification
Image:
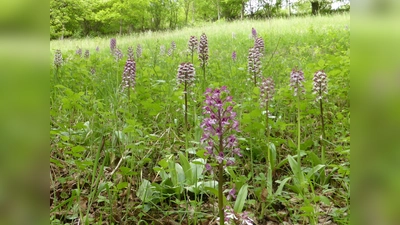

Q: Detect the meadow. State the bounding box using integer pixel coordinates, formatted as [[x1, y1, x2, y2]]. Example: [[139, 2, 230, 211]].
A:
[[50, 14, 350, 225]]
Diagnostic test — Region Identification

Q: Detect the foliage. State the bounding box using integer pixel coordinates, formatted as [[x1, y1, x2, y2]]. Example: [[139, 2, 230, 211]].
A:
[[49, 0, 350, 39], [50, 14, 350, 224]]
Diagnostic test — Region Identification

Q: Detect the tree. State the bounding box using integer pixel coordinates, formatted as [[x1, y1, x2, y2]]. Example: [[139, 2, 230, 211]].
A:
[[50, 0, 86, 39]]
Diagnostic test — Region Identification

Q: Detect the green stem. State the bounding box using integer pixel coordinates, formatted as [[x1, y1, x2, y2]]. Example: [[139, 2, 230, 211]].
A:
[[266, 103, 272, 196], [319, 98, 326, 163], [218, 162, 224, 225], [184, 81, 188, 131], [297, 93, 301, 167], [218, 109, 224, 225]]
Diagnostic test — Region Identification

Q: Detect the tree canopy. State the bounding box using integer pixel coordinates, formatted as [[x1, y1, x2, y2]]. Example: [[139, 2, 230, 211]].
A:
[[49, 0, 350, 39]]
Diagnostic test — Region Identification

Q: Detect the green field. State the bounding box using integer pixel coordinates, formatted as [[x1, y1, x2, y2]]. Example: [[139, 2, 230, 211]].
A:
[[50, 13, 350, 225]]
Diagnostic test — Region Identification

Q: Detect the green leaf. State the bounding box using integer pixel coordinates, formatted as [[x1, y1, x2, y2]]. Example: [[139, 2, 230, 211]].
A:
[[253, 87, 260, 95], [318, 59, 325, 67], [117, 182, 128, 190], [137, 179, 153, 202], [306, 164, 325, 180], [274, 177, 291, 196], [287, 155, 305, 188], [319, 195, 330, 205], [179, 153, 192, 184], [234, 184, 248, 213]]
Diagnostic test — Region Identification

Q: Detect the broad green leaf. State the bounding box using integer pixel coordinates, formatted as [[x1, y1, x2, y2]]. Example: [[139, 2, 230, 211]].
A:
[[179, 153, 192, 184], [234, 184, 248, 213], [137, 179, 153, 202]]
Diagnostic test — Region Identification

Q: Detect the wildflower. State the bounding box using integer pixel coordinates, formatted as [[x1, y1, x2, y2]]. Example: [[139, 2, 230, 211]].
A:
[[171, 41, 176, 50], [254, 37, 264, 53], [96, 46, 100, 52], [232, 32, 236, 39], [90, 67, 96, 75], [121, 59, 136, 90], [227, 188, 236, 200], [110, 38, 116, 53], [260, 77, 275, 108], [289, 68, 305, 96], [312, 70, 328, 101], [136, 44, 142, 59], [127, 46, 134, 60], [247, 47, 263, 86], [232, 51, 237, 62], [252, 27, 257, 39], [84, 50, 90, 59], [198, 33, 209, 67], [167, 48, 173, 57], [54, 49, 63, 69], [201, 86, 241, 161], [76, 48, 82, 57], [188, 36, 198, 53], [176, 62, 195, 88], [217, 206, 255, 225], [114, 48, 123, 61], [160, 45, 165, 56]]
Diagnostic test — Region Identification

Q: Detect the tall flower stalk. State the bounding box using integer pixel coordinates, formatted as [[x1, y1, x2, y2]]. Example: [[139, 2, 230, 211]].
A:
[[136, 44, 142, 59], [54, 49, 63, 81], [121, 58, 136, 100], [200, 86, 241, 225], [177, 63, 196, 131], [188, 36, 198, 64], [247, 47, 263, 86], [289, 68, 305, 166], [254, 37, 265, 53], [198, 33, 209, 79], [110, 38, 116, 53], [127, 46, 134, 60], [260, 77, 275, 196], [312, 70, 328, 163]]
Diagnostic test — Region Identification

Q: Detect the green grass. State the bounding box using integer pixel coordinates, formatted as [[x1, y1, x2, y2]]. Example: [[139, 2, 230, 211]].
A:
[[50, 13, 350, 225]]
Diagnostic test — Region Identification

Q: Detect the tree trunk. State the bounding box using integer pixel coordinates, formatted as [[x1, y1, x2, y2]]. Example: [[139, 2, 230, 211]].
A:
[[241, 0, 244, 20], [217, 0, 220, 20], [311, 1, 319, 15], [119, 20, 122, 36]]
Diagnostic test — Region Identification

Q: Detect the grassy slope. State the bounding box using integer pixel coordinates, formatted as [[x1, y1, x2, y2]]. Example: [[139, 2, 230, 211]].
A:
[[50, 13, 350, 225]]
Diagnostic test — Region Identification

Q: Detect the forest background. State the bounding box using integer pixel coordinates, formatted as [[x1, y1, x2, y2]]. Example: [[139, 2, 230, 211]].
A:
[[50, 0, 350, 39]]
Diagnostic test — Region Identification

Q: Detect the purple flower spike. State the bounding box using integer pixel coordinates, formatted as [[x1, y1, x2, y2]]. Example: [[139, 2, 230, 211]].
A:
[[252, 27, 257, 39], [254, 37, 265, 53], [260, 77, 275, 107], [248, 47, 263, 86], [232, 51, 237, 62], [76, 48, 82, 57], [290, 68, 305, 96], [188, 36, 198, 53], [176, 62, 196, 89], [312, 70, 328, 101], [127, 46, 134, 60], [121, 59, 136, 90], [84, 49, 90, 59], [110, 38, 116, 53], [201, 86, 241, 166], [114, 48, 123, 61], [198, 33, 209, 67], [136, 44, 142, 59], [54, 49, 63, 68]]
